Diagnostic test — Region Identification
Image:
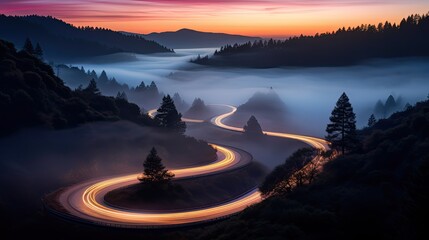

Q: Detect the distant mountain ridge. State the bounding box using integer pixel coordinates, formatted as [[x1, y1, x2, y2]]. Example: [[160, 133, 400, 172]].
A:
[[123, 28, 262, 49], [0, 15, 172, 62]]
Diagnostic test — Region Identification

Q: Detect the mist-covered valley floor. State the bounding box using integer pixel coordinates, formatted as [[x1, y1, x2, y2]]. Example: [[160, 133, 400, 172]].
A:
[[71, 50, 429, 136]]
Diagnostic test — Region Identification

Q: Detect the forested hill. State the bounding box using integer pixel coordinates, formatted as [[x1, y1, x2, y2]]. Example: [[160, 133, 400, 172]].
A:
[[192, 13, 429, 68], [0, 39, 154, 136], [195, 98, 429, 239], [0, 15, 172, 61]]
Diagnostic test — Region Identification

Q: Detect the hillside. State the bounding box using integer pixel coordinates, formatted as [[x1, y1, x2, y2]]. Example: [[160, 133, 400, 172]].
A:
[[124, 28, 261, 49], [0, 39, 155, 136], [192, 13, 429, 68], [194, 98, 429, 240], [0, 15, 172, 61]]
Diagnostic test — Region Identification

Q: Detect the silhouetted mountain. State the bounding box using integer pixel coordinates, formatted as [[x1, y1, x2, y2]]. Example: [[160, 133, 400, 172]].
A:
[[195, 99, 429, 240], [0, 39, 155, 136], [239, 89, 287, 113], [0, 15, 172, 62], [123, 28, 261, 49], [373, 94, 404, 119], [184, 98, 210, 119], [193, 13, 429, 68]]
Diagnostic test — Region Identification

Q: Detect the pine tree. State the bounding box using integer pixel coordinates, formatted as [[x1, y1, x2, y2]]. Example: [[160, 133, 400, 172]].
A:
[[98, 70, 109, 83], [385, 95, 397, 116], [368, 114, 377, 127], [116, 91, 128, 101], [23, 38, 34, 54], [326, 92, 357, 154], [34, 43, 43, 59], [85, 79, 101, 95], [138, 147, 174, 184], [243, 115, 263, 137], [155, 95, 186, 134], [90, 70, 98, 80]]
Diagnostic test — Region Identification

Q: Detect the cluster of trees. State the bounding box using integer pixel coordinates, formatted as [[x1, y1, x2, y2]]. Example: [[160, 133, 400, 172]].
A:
[[243, 115, 264, 138], [192, 13, 429, 67], [260, 148, 319, 195], [0, 15, 172, 61], [195, 96, 429, 240], [374, 94, 405, 119], [184, 98, 209, 118], [22, 38, 43, 59], [56, 65, 171, 109], [154, 95, 187, 135], [0, 39, 157, 136]]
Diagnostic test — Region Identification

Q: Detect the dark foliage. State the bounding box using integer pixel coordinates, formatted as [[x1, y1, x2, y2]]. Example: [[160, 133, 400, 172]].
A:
[[0, 15, 172, 61], [243, 115, 264, 137], [374, 94, 403, 119], [368, 114, 377, 127], [192, 13, 429, 68], [138, 147, 174, 184], [56, 65, 164, 109], [0, 39, 154, 136], [194, 99, 429, 240], [172, 92, 189, 112], [326, 92, 357, 154], [155, 95, 187, 135], [260, 148, 317, 195]]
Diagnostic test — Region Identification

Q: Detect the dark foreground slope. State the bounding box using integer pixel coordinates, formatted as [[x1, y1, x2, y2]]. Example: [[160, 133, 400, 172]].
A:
[[194, 99, 429, 240], [0, 15, 172, 61], [193, 13, 429, 68], [0, 39, 157, 136]]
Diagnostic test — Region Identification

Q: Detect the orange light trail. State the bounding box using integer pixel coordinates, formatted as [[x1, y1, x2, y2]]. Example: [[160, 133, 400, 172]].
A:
[[211, 104, 329, 151], [55, 104, 329, 228]]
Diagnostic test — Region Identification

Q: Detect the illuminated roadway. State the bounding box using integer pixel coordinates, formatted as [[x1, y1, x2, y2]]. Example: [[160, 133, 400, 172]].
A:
[[50, 105, 328, 228]]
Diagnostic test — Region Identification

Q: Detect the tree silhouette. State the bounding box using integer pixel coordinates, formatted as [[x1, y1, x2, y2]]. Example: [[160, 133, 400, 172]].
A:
[[155, 95, 186, 134], [368, 114, 377, 127], [84, 79, 101, 95], [138, 147, 174, 184], [116, 91, 128, 101], [243, 115, 263, 137], [34, 43, 43, 59], [385, 95, 397, 115], [326, 92, 357, 154], [23, 38, 34, 54]]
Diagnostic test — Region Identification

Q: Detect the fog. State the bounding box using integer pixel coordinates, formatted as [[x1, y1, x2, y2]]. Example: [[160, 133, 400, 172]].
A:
[[72, 50, 429, 136]]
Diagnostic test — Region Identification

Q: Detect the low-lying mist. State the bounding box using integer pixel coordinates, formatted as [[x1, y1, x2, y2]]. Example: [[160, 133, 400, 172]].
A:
[[71, 50, 429, 137]]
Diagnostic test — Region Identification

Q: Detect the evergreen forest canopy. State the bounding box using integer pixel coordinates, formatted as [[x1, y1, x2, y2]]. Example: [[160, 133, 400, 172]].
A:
[[0, 15, 172, 61], [0, 39, 158, 136], [192, 13, 429, 68]]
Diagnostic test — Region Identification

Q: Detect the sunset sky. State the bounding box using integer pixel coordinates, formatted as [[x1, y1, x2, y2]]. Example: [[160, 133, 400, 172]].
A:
[[1, 0, 428, 37]]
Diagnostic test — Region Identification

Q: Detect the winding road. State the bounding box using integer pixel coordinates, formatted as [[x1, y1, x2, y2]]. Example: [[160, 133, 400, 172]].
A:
[[47, 105, 328, 228]]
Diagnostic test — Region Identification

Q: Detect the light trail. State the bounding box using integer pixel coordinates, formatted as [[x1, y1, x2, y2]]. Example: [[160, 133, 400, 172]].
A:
[[210, 105, 329, 151], [51, 104, 329, 228], [147, 108, 204, 123]]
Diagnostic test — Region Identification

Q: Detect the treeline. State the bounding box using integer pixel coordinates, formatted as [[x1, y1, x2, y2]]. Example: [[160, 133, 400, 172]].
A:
[[57, 64, 189, 110], [0, 39, 159, 136], [194, 97, 429, 239], [0, 15, 172, 61], [192, 13, 429, 68]]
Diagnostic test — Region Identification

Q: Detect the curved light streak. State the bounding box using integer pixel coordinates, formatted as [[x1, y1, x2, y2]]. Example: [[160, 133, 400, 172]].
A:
[[147, 108, 205, 123], [55, 104, 329, 228], [210, 104, 329, 151]]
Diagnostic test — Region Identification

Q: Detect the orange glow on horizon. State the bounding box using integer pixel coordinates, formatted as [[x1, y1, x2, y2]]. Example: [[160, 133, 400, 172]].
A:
[[1, 0, 428, 38]]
